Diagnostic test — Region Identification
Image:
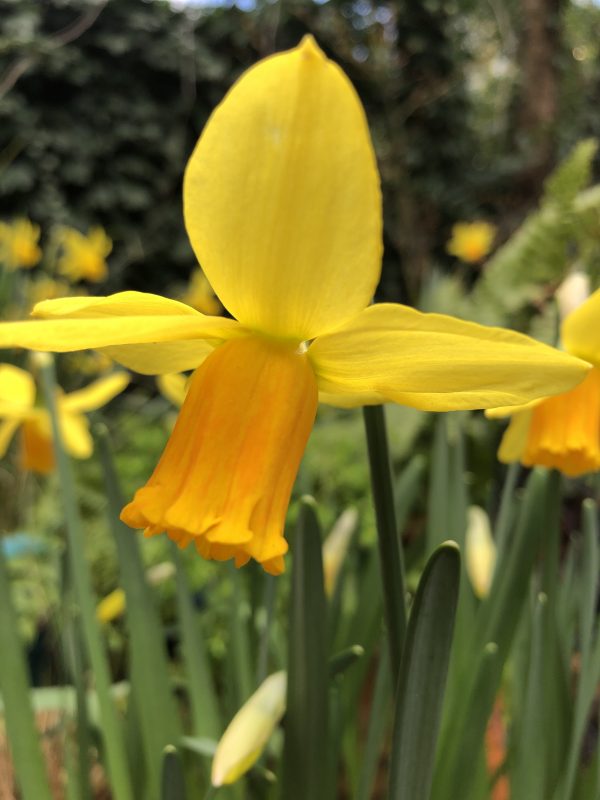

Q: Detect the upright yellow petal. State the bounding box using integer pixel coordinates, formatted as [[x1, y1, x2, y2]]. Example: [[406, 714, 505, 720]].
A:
[[60, 372, 130, 414], [0, 292, 243, 353], [309, 304, 589, 411], [562, 287, 600, 367], [184, 35, 381, 341]]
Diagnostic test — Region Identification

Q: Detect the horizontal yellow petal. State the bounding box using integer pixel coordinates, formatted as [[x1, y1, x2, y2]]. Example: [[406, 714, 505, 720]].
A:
[[184, 35, 381, 341], [308, 304, 590, 411], [32, 291, 199, 319], [485, 397, 543, 419], [0, 364, 35, 408], [0, 292, 242, 354], [561, 286, 600, 367], [61, 372, 130, 414], [100, 340, 213, 375]]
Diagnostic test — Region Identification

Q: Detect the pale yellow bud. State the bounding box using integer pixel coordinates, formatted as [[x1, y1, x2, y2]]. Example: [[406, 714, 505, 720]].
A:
[[322, 508, 358, 596], [556, 270, 590, 321], [211, 671, 287, 787], [465, 506, 497, 599]]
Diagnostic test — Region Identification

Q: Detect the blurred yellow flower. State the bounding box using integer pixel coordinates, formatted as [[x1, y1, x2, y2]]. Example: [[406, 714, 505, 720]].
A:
[[28, 277, 72, 306], [447, 221, 496, 264], [212, 671, 286, 786], [0, 365, 129, 474], [489, 286, 600, 477], [56, 226, 112, 283], [97, 588, 126, 624], [0, 219, 42, 270], [181, 269, 222, 316], [0, 38, 589, 573], [156, 372, 188, 407]]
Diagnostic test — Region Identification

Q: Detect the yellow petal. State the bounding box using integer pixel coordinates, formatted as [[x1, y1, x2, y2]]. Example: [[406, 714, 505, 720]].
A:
[[0, 419, 20, 458], [61, 372, 130, 414], [100, 340, 213, 375], [308, 303, 590, 411], [211, 671, 287, 786], [157, 373, 188, 407], [562, 286, 600, 367], [485, 398, 542, 419], [0, 364, 35, 408], [184, 35, 381, 341], [0, 292, 242, 353], [60, 412, 93, 459], [497, 411, 532, 463]]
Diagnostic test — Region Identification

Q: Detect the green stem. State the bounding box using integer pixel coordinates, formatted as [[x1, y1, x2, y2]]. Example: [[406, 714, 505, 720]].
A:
[[39, 356, 134, 800], [362, 405, 407, 680]]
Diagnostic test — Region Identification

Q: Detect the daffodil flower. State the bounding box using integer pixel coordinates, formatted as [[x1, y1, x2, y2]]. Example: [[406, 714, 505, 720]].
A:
[[0, 219, 42, 270], [489, 283, 600, 476], [0, 364, 129, 473], [447, 221, 497, 264], [0, 38, 589, 573], [56, 226, 112, 283]]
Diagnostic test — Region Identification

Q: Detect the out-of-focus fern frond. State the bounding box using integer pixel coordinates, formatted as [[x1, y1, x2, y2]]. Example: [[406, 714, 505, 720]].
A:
[[466, 139, 600, 326]]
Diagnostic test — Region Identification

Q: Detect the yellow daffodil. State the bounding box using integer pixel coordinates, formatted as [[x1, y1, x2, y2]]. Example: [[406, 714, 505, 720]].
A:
[[447, 221, 497, 264], [489, 285, 600, 476], [0, 219, 42, 270], [212, 671, 286, 787], [0, 38, 589, 573], [0, 365, 129, 473], [28, 276, 72, 306], [180, 269, 222, 316], [56, 226, 112, 283]]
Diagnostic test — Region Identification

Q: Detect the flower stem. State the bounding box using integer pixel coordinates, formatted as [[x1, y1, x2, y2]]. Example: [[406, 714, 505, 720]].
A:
[[39, 355, 134, 800], [363, 405, 407, 680]]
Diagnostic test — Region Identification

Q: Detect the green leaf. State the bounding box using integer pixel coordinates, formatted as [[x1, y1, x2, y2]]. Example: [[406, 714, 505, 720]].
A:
[[388, 542, 461, 800], [0, 548, 53, 800], [97, 426, 183, 800], [161, 746, 187, 800], [171, 544, 222, 740], [363, 404, 407, 679], [281, 497, 328, 800], [39, 358, 134, 800], [356, 639, 392, 800]]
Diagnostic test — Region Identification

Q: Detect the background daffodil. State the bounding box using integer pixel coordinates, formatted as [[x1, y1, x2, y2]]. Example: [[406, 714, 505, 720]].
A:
[[56, 226, 112, 283], [0, 37, 589, 573], [489, 285, 600, 476], [0, 364, 129, 473], [0, 219, 42, 270], [446, 221, 496, 264]]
